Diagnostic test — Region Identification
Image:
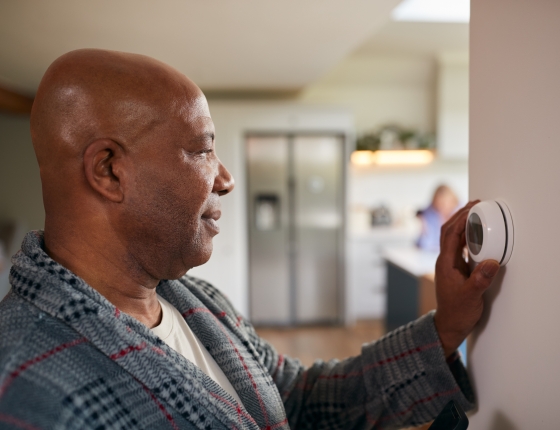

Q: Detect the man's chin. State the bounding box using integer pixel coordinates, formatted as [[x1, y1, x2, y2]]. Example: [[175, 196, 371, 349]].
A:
[[170, 243, 213, 279]]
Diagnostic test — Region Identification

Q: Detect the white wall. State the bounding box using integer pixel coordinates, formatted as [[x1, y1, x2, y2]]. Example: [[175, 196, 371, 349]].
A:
[[189, 102, 354, 317], [468, 1, 560, 428], [298, 54, 436, 135], [437, 51, 469, 160]]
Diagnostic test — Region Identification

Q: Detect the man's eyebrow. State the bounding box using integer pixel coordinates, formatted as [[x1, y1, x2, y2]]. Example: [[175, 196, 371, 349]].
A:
[[191, 132, 215, 142]]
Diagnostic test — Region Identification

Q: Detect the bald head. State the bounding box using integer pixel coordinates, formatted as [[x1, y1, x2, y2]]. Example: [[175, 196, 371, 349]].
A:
[[32, 49, 234, 283], [31, 49, 203, 168]]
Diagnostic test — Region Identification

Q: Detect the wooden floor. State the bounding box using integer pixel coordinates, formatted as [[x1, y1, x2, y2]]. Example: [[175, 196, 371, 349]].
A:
[[256, 319, 386, 367], [256, 320, 431, 430]]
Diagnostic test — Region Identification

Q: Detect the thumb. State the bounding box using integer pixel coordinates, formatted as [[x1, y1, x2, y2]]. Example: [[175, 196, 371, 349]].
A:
[[468, 260, 500, 294]]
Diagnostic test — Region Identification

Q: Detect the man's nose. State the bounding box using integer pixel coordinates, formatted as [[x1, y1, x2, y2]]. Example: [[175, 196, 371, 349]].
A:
[[214, 160, 235, 196]]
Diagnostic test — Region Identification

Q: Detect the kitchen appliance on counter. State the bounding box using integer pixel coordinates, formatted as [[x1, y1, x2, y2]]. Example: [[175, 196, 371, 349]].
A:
[[247, 134, 345, 326]]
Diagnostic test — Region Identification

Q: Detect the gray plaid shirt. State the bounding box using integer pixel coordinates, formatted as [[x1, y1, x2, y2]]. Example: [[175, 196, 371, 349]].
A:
[[0, 231, 474, 429]]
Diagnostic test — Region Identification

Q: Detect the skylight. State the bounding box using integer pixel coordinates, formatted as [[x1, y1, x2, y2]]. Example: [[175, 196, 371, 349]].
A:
[[392, 0, 470, 23]]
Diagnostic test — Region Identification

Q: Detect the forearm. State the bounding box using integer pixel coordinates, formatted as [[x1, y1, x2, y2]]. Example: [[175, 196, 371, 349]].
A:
[[279, 312, 475, 429], [360, 312, 474, 428]]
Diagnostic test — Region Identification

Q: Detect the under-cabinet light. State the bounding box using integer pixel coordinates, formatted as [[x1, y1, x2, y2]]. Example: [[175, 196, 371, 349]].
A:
[[351, 150, 434, 166]]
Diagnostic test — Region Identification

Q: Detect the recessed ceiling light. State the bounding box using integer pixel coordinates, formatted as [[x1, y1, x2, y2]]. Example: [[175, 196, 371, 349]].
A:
[[392, 0, 470, 23]]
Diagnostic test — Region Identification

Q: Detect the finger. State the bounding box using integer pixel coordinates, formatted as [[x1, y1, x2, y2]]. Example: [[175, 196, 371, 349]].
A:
[[439, 202, 477, 250], [439, 205, 473, 266], [455, 230, 469, 274], [446, 200, 479, 239], [443, 200, 480, 231], [465, 259, 500, 295]]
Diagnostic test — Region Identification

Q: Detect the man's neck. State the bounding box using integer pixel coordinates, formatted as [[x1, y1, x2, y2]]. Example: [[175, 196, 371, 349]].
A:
[[43, 224, 163, 328]]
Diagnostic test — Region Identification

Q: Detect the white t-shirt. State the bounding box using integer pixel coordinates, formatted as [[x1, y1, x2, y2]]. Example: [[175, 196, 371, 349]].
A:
[[151, 296, 243, 406]]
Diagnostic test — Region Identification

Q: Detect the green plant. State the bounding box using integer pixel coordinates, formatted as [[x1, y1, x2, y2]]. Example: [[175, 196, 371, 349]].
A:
[[356, 124, 435, 151]]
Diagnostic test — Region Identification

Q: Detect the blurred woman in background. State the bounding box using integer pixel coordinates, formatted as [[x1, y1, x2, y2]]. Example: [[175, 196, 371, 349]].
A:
[[416, 184, 459, 252]]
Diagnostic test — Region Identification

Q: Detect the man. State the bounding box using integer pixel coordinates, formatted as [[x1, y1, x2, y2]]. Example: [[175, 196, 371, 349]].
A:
[[0, 49, 499, 429]]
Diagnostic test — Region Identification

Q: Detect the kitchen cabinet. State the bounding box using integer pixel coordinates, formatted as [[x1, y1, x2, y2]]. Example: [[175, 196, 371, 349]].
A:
[[347, 226, 417, 321]]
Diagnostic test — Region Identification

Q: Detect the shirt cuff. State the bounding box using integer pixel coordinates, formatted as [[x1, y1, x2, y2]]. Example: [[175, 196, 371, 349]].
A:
[[360, 311, 475, 426]]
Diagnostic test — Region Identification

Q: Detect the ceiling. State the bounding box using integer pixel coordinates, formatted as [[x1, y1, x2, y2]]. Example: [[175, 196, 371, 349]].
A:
[[354, 21, 469, 57], [0, 0, 402, 95]]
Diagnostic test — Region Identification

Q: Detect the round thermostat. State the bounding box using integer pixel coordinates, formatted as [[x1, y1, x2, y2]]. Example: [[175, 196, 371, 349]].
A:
[[466, 200, 514, 266]]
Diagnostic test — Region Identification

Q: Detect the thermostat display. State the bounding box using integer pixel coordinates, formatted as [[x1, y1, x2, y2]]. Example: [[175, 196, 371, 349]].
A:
[[467, 212, 483, 255], [466, 200, 514, 266]]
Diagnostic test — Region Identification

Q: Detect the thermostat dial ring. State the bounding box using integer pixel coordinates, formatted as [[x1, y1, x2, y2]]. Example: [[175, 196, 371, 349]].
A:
[[466, 200, 514, 267]]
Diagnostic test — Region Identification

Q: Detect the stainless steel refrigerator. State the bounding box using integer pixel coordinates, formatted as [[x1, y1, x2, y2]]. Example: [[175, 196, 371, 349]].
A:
[[247, 134, 345, 326]]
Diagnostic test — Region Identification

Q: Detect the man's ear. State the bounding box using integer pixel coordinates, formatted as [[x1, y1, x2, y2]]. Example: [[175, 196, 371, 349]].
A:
[[83, 139, 126, 203]]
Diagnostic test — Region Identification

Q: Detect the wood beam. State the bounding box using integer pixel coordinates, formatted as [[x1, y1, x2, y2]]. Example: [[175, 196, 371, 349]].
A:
[[0, 85, 34, 115]]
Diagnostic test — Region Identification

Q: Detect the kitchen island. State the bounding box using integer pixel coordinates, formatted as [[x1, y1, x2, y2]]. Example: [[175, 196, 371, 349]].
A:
[[384, 246, 438, 331]]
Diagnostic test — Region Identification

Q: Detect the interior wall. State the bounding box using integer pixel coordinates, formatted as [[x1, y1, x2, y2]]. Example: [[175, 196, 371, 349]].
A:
[[298, 54, 436, 135], [0, 113, 43, 297], [437, 52, 469, 159], [0, 113, 43, 230], [468, 0, 560, 427]]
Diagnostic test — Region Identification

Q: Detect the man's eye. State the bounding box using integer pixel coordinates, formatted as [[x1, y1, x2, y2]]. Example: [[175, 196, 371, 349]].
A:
[[181, 148, 214, 159], [191, 149, 214, 159]]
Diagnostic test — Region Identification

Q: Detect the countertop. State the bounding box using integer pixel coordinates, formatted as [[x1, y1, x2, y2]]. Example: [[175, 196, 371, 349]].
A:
[[348, 222, 420, 242], [383, 246, 438, 277]]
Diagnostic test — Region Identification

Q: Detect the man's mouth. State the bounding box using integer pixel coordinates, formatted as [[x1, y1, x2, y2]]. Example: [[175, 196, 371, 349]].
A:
[[201, 210, 221, 234]]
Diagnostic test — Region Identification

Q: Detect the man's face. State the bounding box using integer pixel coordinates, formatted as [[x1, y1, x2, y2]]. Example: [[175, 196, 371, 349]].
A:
[[117, 90, 234, 280]]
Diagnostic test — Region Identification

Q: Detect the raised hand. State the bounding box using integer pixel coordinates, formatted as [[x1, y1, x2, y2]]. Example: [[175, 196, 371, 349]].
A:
[[433, 200, 501, 358]]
